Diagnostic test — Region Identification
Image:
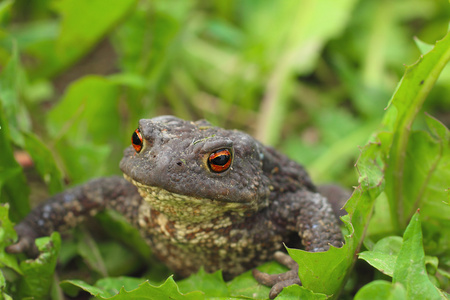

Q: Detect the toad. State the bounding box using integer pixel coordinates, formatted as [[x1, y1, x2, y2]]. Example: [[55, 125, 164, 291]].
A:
[[7, 116, 344, 298]]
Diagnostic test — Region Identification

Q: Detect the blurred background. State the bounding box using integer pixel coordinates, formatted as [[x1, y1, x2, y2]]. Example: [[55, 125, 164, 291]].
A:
[[1, 0, 449, 203]]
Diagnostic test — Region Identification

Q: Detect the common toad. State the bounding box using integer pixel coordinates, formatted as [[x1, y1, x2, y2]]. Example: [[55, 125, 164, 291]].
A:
[[8, 116, 344, 298]]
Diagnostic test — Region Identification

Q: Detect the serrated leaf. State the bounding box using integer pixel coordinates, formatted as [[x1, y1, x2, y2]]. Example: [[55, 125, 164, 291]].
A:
[[288, 244, 349, 295], [177, 268, 229, 297], [383, 29, 450, 231], [354, 281, 406, 300], [95, 277, 149, 296], [16, 232, 61, 299], [106, 277, 203, 300], [277, 285, 328, 300], [393, 211, 444, 299], [414, 37, 434, 55], [62, 276, 204, 300]]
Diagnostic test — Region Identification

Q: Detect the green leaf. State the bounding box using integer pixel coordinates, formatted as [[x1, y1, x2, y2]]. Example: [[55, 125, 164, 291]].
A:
[[277, 285, 328, 300], [288, 134, 385, 295], [288, 244, 349, 295], [16, 232, 61, 299], [228, 261, 285, 298], [107, 278, 201, 300], [97, 241, 148, 277], [366, 192, 394, 238], [401, 127, 450, 224], [393, 211, 444, 299], [61, 279, 113, 298], [95, 210, 152, 264], [414, 37, 434, 55], [30, 0, 137, 78], [64, 276, 203, 300], [0, 204, 22, 275], [95, 277, 149, 296], [75, 228, 108, 277], [383, 29, 450, 231], [0, 103, 30, 221], [22, 131, 64, 194], [47, 76, 121, 183], [252, 0, 359, 145], [424, 255, 439, 276], [358, 236, 402, 277], [0, 0, 13, 23], [419, 116, 450, 223], [354, 281, 406, 300], [0, 49, 30, 220], [0, 205, 17, 249], [177, 268, 229, 297], [54, 0, 137, 55], [0, 269, 13, 300], [47, 76, 121, 143], [0, 43, 29, 142]]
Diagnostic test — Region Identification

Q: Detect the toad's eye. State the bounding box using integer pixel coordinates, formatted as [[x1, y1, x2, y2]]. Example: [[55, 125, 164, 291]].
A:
[[208, 149, 232, 173], [131, 128, 143, 153]]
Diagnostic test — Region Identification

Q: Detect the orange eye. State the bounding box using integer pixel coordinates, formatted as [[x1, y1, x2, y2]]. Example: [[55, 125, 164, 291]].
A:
[[131, 128, 143, 153], [208, 149, 232, 173]]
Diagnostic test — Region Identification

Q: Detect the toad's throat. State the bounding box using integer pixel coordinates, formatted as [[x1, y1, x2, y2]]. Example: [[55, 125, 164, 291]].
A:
[[123, 174, 260, 222]]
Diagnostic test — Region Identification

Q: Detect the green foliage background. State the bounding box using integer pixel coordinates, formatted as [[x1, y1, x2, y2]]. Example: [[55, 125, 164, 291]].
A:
[[0, 0, 449, 299]]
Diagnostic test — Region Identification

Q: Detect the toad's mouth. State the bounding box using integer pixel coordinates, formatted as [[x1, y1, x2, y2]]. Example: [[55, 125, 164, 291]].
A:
[[123, 174, 259, 222]]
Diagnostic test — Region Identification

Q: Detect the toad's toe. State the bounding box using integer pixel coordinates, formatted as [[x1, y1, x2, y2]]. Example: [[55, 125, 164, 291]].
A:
[[252, 251, 301, 299]]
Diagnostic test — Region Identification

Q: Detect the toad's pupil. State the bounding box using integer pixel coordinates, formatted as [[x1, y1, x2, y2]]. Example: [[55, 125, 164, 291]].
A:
[[131, 129, 143, 153], [132, 131, 142, 146], [208, 149, 232, 173], [212, 154, 229, 165]]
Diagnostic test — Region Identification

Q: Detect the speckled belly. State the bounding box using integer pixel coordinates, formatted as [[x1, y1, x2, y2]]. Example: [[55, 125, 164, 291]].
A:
[[136, 203, 286, 278]]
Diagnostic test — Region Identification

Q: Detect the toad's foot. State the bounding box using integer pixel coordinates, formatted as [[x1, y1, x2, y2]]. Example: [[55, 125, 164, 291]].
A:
[[6, 222, 40, 257], [252, 251, 301, 299]]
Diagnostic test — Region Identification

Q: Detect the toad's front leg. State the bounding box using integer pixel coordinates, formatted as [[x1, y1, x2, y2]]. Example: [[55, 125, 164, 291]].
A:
[[6, 176, 141, 255], [253, 191, 343, 299]]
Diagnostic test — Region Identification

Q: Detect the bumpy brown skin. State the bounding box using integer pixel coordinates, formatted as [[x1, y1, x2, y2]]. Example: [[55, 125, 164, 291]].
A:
[[8, 116, 343, 299]]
